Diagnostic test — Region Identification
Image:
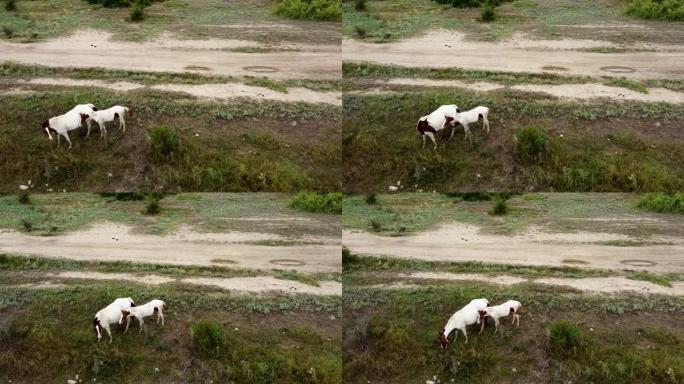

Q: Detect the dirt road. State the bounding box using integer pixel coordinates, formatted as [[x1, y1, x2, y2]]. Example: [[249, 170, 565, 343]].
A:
[[343, 224, 684, 273], [0, 30, 340, 80], [343, 30, 684, 80], [0, 223, 341, 273]]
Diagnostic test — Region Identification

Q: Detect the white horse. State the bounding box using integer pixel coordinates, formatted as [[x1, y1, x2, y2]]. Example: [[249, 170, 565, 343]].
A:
[[417, 104, 460, 149], [86, 105, 130, 139], [447, 106, 490, 143]]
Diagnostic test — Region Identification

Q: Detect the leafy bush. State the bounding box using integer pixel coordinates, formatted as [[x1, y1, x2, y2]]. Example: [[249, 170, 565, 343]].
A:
[[480, 0, 496, 21], [289, 192, 342, 214], [636, 193, 684, 214], [17, 193, 30, 205], [365, 194, 377, 205], [354, 25, 367, 38], [491, 198, 507, 215], [626, 0, 684, 21], [274, 0, 342, 21], [2, 25, 13, 38], [515, 126, 547, 163], [100, 192, 146, 201], [370, 219, 382, 232], [342, 246, 359, 266], [355, 0, 366, 11], [432, 0, 508, 8], [446, 192, 493, 201], [548, 319, 582, 357], [144, 195, 161, 215], [21, 219, 33, 232], [148, 125, 180, 160], [191, 320, 225, 358], [130, 3, 145, 21], [5, 0, 16, 11]]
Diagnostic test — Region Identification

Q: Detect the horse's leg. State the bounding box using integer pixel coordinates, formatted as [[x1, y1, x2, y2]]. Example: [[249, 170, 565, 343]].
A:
[[99, 122, 107, 139], [120, 116, 126, 133], [139, 317, 144, 334], [462, 328, 468, 344], [462, 124, 471, 143], [427, 132, 437, 149], [103, 324, 112, 343], [86, 119, 92, 138], [479, 318, 485, 335], [484, 115, 490, 135], [64, 133, 73, 149], [449, 124, 456, 140]]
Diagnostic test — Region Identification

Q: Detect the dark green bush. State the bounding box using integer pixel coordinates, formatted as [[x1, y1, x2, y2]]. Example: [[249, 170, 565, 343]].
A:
[[21, 219, 33, 232], [480, 0, 496, 21], [100, 192, 146, 201], [192, 320, 224, 358], [365, 194, 378, 205], [636, 193, 684, 214], [5, 0, 16, 11], [289, 192, 342, 214], [626, 0, 684, 21], [17, 193, 30, 205], [342, 246, 359, 266], [144, 196, 161, 215], [515, 126, 547, 163], [548, 319, 582, 357], [130, 3, 144, 21], [274, 0, 342, 21], [370, 219, 382, 232], [354, 0, 366, 11], [491, 198, 507, 215], [445, 192, 493, 201], [148, 125, 180, 160], [432, 0, 508, 8], [2, 26, 13, 38], [354, 25, 367, 38]]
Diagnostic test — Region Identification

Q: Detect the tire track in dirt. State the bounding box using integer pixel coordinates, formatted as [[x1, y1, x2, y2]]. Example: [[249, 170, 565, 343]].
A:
[[343, 30, 684, 80]]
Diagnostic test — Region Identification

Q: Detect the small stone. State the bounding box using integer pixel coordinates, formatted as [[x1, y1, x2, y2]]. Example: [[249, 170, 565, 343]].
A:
[[107, 173, 113, 178], [389, 186, 398, 191], [234, 327, 239, 331], [476, 173, 481, 178], [655, 122, 661, 127], [426, 381, 435, 384], [195, 133, 199, 137], [559, 134, 564, 138], [154, 368, 159, 373], [68, 380, 77, 384], [291, 121, 297, 127], [18, 185, 29, 191], [512, 368, 517, 373]]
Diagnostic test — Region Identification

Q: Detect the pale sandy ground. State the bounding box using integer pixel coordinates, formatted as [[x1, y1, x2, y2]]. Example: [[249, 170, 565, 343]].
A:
[[0, 30, 340, 80], [32, 271, 341, 295], [0, 222, 341, 273], [343, 30, 684, 80], [390, 271, 684, 296], [8, 78, 341, 105], [343, 223, 684, 273], [372, 78, 684, 104]]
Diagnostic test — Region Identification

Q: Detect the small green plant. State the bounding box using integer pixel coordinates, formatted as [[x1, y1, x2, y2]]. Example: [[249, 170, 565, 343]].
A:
[[365, 194, 377, 205], [289, 192, 342, 214], [628, 271, 672, 287], [636, 193, 684, 214], [145, 196, 161, 215], [604, 77, 649, 94], [548, 319, 582, 357], [130, 2, 145, 21], [354, 25, 367, 38], [5, 0, 16, 11], [274, 0, 342, 21], [21, 219, 33, 232], [515, 126, 547, 163], [342, 246, 359, 267], [17, 193, 30, 205], [370, 219, 382, 232], [626, 0, 684, 21], [355, 0, 366, 11], [2, 25, 14, 38], [480, 0, 496, 21], [191, 320, 224, 358], [491, 198, 508, 215], [148, 125, 180, 160], [100, 192, 146, 201]]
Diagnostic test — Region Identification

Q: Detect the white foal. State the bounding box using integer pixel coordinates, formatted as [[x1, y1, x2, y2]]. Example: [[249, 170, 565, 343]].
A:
[[42, 111, 91, 148], [439, 298, 490, 348], [479, 300, 522, 335], [446, 105, 490, 143], [86, 105, 130, 139], [93, 297, 136, 342], [417, 104, 460, 149], [120, 299, 165, 334]]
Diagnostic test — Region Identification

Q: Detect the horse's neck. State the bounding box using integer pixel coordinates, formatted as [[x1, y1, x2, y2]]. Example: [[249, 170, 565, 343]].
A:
[[443, 319, 457, 336]]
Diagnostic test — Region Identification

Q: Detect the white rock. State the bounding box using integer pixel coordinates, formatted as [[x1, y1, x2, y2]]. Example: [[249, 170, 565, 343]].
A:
[[18, 185, 29, 191], [389, 186, 399, 191], [68, 380, 77, 384], [426, 381, 435, 384]]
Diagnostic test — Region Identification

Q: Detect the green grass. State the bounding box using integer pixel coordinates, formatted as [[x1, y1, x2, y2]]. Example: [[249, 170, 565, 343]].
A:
[[0, 88, 340, 192], [628, 271, 673, 287], [636, 193, 684, 214], [604, 77, 650, 94], [0, 193, 341, 237], [273, 269, 321, 287], [343, 89, 684, 192], [0, 282, 341, 383], [342, 193, 684, 238], [343, 283, 684, 383], [626, 0, 684, 21], [290, 192, 343, 214], [274, 0, 342, 21], [243, 77, 289, 93]]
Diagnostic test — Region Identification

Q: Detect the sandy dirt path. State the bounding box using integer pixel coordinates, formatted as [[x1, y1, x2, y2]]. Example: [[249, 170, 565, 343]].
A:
[[343, 30, 684, 80], [10, 78, 342, 105], [0, 30, 340, 80], [343, 224, 684, 273], [388, 271, 684, 296], [36, 271, 342, 295], [0, 223, 341, 273]]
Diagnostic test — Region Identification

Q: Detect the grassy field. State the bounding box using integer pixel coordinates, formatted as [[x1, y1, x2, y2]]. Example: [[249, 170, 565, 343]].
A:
[[0, 0, 339, 43], [343, 260, 684, 383], [0, 277, 341, 383], [342, 193, 684, 237], [0, 193, 341, 237], [342, 83, 684, 192], [343, 0, 684, 43], [0, 86, 340, 192]]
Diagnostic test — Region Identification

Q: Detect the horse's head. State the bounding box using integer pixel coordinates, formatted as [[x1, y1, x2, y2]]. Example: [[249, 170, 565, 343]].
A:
[[479, 309, 488, 321], [438, 330, 449, 349], [120, 310, 131, 325]]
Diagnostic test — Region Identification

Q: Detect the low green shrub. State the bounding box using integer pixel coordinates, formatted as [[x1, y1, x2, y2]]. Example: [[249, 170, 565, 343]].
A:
[[20, 219, 33, 232], [636, 193, 684, 214], [491, 198, 507, 215], [144, 195, 161, 215], [5, 0, 16, 11], [191, 320, 225, 358], [354, 0, 366, 11], [99, 192, 146, 201], [289, 192, 342, 214], [515, 126, 547, 163], [370, 219, 382, 232], [274, 0, 342, 21], [130, 2, 145, 21], [17, 193, 30, 205], [626, 0, 684, 21], [365, 194, 378, 205], [548, 319, 582, 357], [480, 0, 496, 21], [148, 125, 181, 160]]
